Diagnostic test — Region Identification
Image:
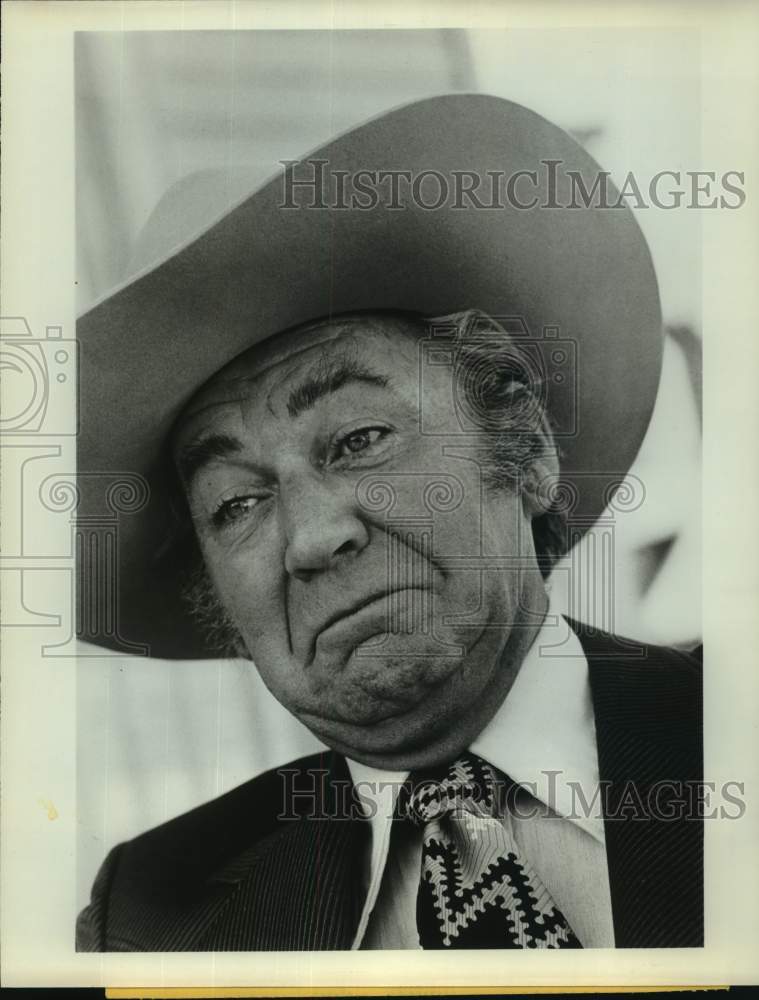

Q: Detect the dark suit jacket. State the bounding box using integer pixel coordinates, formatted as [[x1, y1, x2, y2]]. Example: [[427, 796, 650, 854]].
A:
[[76, 623, 703, 951]]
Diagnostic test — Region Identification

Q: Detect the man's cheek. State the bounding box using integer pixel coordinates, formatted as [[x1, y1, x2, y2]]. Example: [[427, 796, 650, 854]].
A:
[[213, 564, 282, 639]]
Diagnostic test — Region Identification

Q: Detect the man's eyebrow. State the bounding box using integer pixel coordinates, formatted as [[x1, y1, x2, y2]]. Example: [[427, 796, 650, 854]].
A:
[[285, 359, 389, 419], [176, 433, 243, 486], [176, 360, 391, 484]]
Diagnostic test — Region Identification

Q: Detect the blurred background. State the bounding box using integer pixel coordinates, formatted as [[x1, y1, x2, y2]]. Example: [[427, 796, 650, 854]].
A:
[[75, 28, 701, 906]]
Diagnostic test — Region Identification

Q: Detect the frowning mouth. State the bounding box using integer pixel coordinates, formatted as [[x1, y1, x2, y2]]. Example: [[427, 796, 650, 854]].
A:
[[309, 587, 430, 665]]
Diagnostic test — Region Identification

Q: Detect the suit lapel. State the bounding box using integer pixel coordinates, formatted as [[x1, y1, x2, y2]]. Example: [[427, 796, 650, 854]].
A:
[[579, 625, 703, 947], [178, 752, 368, 952]]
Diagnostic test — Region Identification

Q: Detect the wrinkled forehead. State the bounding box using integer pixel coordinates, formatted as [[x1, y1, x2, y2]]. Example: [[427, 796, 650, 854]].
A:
[[178, 311, 425, 423]]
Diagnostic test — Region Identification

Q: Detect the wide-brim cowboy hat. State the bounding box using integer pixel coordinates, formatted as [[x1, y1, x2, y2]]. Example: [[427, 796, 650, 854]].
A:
[[76, 93, 662, 659]]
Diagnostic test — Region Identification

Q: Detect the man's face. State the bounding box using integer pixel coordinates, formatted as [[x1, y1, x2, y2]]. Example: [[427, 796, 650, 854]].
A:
[[173, 314, 547, 769]]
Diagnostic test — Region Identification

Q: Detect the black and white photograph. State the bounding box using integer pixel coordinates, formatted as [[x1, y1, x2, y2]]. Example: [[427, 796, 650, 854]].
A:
[[2, 0, 758, 990]]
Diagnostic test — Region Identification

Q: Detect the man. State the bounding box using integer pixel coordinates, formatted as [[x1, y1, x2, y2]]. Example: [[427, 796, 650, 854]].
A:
[[75, 95, 702, 951]]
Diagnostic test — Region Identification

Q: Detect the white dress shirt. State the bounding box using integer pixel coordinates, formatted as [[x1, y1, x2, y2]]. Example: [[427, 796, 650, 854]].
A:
[[346, 598, 615, 949]]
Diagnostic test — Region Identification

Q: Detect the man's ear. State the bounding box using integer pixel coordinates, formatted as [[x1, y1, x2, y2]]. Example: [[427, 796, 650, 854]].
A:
[[521, 416, 560, 519]]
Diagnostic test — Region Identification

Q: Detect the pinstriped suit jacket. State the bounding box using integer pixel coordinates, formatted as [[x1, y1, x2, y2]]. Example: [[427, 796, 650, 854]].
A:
[[76, 624, 703, 951]]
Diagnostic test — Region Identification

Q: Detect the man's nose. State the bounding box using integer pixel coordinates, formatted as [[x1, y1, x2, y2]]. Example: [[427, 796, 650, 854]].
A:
[[282, 478, 370, 581]]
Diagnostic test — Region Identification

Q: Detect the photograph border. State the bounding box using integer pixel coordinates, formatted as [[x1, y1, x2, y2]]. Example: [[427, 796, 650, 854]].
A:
[[2, 0, 758, 989]]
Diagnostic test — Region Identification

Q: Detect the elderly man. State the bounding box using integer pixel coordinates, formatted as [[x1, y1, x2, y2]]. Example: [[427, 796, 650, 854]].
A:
[[75, 95, 702, 951]]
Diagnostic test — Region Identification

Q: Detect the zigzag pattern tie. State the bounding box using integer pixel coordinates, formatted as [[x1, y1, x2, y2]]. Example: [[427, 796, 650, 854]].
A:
[[399, 753, 582, 949]]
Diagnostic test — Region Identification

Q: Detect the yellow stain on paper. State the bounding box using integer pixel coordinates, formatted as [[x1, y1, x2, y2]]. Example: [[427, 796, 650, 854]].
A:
[[106, 988, 729, 998], [38, 798, 59, 820]]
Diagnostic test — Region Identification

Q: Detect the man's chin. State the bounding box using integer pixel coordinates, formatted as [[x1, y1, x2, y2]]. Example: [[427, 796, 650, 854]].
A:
[[311, 647, 464, 724], [295, 665, 464, 763], [299, 708, 447, 765], [298, 706, 476, 773]]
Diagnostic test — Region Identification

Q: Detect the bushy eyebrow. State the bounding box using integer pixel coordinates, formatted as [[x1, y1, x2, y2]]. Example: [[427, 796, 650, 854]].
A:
[[285, 359, 389, 419], [176, 361, 391, 487], [176, 433, 243, 487]]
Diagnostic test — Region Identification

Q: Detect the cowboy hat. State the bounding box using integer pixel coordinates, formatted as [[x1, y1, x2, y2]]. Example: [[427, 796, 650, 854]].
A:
[[76, 93, 662, 658]]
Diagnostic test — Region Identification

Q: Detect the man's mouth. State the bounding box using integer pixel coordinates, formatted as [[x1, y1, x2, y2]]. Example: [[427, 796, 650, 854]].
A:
[[308, 587, 430, 666]]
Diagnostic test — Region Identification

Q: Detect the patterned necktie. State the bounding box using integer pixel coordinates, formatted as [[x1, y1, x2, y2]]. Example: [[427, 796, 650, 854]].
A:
[[398, 753, 582, 949]]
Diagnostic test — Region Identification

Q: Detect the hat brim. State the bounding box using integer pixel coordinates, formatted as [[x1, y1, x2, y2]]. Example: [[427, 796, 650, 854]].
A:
[[77, 93, 662, 658]]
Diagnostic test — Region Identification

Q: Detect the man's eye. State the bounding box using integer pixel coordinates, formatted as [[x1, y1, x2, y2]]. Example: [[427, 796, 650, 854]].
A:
[[211, 494, 261, 528], [333, 426, 389, 460]]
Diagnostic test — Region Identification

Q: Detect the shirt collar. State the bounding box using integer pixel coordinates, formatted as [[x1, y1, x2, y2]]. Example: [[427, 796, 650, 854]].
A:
[[471, 593, 603, 841], [346, 593, 603, 843]]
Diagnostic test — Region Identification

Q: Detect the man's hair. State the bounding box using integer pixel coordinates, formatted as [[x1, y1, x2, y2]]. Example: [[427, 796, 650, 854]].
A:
[[435, 308, 569, 574], [176, 308, 570, 657]]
